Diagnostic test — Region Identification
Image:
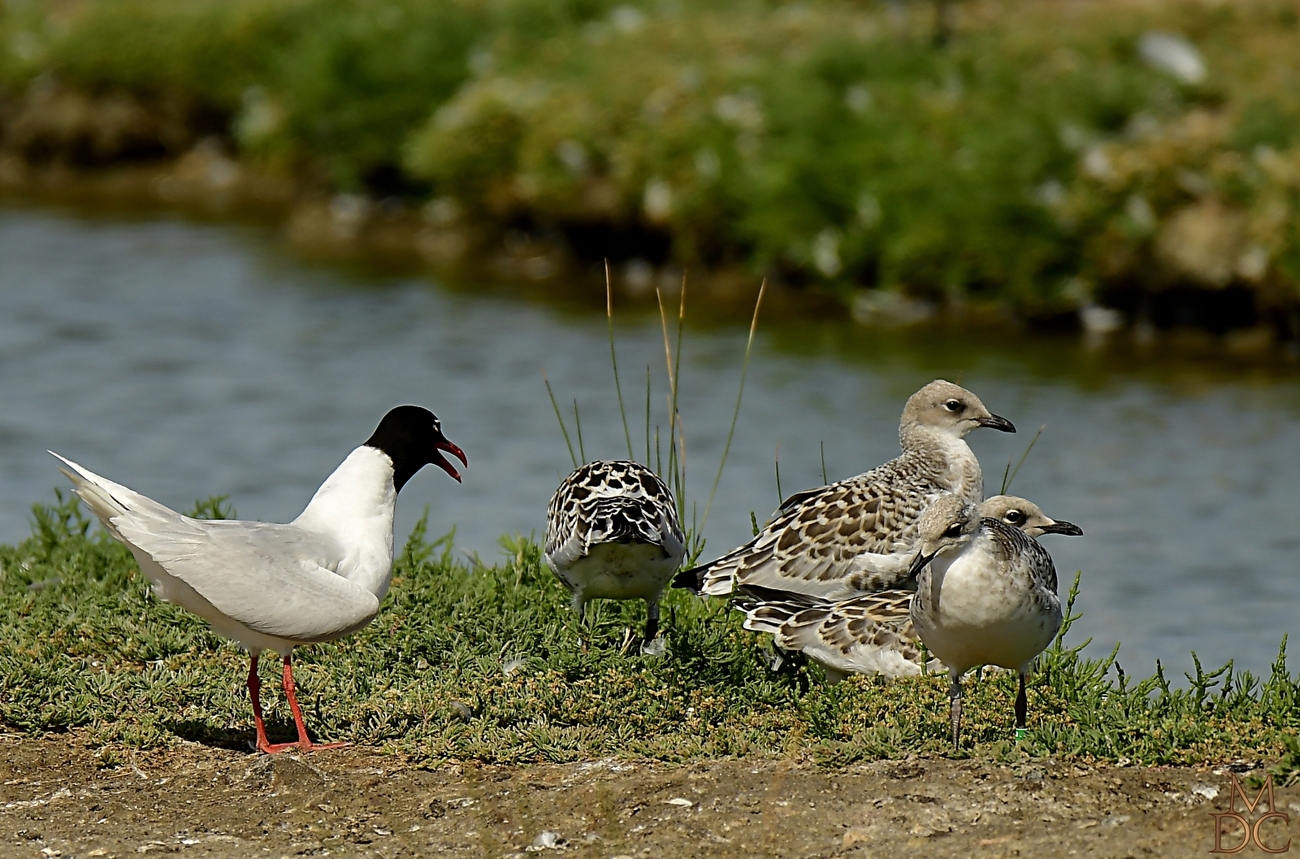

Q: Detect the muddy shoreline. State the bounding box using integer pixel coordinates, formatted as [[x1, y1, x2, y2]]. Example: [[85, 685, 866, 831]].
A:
[[0, 734, 1287, 857]]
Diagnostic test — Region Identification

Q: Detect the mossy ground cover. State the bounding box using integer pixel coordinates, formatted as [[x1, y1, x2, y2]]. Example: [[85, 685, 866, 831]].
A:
[[0, 491, 1295, 768], [1, 1, 1299, 318]]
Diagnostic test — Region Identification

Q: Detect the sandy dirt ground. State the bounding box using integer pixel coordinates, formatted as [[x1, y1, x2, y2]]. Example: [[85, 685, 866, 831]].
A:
[[1, 734, 1293, 858]]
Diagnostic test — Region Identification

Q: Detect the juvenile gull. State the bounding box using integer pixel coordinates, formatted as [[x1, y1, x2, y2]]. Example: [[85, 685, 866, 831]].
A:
[[908, 495, 1064, 748], [52, 405, 466, 754], [735, 586, 928, 681], [675, 380, 1014, 598], [544, 460, 685, 649], [733, 495, 1081, 682]]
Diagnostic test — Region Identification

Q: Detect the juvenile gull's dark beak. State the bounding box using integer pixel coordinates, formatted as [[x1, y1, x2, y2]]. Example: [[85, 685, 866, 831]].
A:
[[908, 550, 935, 579], [1039, 519, 1083, 536], [976, 413, 1016, 433], [432, 435, 468, 483]]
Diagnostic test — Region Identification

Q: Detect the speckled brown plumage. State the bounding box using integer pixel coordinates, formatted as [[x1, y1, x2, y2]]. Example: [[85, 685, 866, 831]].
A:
[[735, 585, 938, 679], [544, 460, 685, 645], [730, 494, 1080, 682], [676, 380, 1015, 599]]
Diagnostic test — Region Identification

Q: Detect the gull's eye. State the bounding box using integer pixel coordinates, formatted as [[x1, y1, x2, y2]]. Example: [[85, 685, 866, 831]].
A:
[[1005, 510, 1024, 524], [943, 399, 962, 412], [944, 522, 963, 538]]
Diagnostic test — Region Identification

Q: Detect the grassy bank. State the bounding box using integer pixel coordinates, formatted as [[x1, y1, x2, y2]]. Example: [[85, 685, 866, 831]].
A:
[[0, 1, 1299, 333], [0, 492, 1296, 769]]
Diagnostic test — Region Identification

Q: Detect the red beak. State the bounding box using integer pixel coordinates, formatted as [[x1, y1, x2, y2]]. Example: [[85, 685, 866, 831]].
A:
[[432, 437, 467, 483]]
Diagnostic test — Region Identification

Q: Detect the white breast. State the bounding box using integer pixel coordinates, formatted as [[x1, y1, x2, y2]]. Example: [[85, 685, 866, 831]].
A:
[[912, 534, 1059, 674], [291, 446, 397, 601], [932, 433, 983, 501]]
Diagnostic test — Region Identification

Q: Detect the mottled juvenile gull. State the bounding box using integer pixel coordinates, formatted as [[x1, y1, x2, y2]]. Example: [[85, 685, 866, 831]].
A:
[[735, 585, 928, 681], [676, 380, 1015, 598], [733, 495, 1080, 682], [908, 495, 1064, 748], [52, 405, 466, 754], [544, 460, 685, 650]]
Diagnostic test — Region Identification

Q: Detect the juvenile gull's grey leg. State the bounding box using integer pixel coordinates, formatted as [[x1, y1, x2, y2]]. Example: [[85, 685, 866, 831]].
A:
[[949, 670, 964, 749]]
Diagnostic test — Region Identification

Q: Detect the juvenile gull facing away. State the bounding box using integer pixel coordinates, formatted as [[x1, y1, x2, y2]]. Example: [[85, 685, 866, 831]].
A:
[[545, 460, 685, 651], [675, 380, 1015, 599], [733, 495, 1081, 682], [53, 406, 466, 754], [908, 495, 1064, 748]]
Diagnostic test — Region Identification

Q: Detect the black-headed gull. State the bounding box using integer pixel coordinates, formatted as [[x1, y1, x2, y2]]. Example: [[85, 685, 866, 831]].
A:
[[52, 405, 466, 754]]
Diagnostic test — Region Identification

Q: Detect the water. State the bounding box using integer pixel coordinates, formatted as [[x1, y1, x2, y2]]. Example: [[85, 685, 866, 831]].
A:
[[2, 205, 1298, 681]]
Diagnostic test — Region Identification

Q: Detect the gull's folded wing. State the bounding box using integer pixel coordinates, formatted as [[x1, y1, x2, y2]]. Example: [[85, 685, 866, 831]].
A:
[[53, 452, 379, 643]]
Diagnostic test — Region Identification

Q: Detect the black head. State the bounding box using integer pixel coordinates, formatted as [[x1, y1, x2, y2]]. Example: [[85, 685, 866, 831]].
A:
[[364, 405, 467, 492]]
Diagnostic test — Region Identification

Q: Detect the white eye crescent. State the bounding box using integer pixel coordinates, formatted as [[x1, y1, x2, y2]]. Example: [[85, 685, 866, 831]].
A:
[[943, 399, 962, 412]]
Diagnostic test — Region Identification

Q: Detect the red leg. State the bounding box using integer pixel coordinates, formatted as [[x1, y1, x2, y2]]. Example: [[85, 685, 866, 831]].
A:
[[248, 652, 289, 753], [248, 654, 278, 754], [255, 654, 346, 753]]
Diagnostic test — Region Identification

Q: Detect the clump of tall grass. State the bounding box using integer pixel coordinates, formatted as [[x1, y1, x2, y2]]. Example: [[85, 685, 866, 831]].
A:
[[545, 272, 765, 566]]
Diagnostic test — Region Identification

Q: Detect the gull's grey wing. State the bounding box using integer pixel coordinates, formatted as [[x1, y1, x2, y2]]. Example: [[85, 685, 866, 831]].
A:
[[54, 452, 379, 643], [984, 516, 1062, 604], [113, 516, 380, 643]]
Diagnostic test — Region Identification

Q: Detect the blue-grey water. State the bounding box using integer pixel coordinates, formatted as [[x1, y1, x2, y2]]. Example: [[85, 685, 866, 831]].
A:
[[1, 205, 1297, 681]]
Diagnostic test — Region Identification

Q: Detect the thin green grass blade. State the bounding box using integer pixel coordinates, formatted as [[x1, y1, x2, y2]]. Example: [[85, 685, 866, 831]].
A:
[[671, 282, 687, 507], [572, 398, 586, 464], [655, 289, 675, 484], [645, 365, 652, 465], [605, 261, 634, 460], [1001, 423, 1046, 494], [675, 412, 688, 512], [701, 281, 765, 531], [655, 425, 662, 477], [656, 284, 687, 510], [544, 375, 577, 469], [774, 443, 783, 503]]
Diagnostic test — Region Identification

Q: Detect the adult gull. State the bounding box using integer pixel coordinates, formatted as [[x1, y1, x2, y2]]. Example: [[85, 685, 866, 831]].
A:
[[52, 405, 466, 754]]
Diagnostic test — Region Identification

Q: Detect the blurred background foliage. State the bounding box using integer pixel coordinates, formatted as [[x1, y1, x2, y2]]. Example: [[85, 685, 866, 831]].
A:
[[1, 0, 1299, 324]]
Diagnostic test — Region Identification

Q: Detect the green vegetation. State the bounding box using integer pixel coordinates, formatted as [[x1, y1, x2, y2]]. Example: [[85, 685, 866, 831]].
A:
[[0, 491, 1296, 766], [1, 1, 1299, 323]]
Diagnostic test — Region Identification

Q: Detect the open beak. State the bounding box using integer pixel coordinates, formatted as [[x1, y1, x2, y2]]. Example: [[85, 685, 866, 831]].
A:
[[976, 413, 1016, 433], [432, 435, 468, 483], [1039, 519, 1083, 537], [908, 549, 936, 579]]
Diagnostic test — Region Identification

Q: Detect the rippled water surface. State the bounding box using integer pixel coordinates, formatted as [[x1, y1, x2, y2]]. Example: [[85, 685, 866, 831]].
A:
[[2, 206, 1298, 679]]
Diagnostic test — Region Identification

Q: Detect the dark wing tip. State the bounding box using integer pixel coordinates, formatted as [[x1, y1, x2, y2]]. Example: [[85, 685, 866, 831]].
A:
[[672, 565, 708, 592]]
